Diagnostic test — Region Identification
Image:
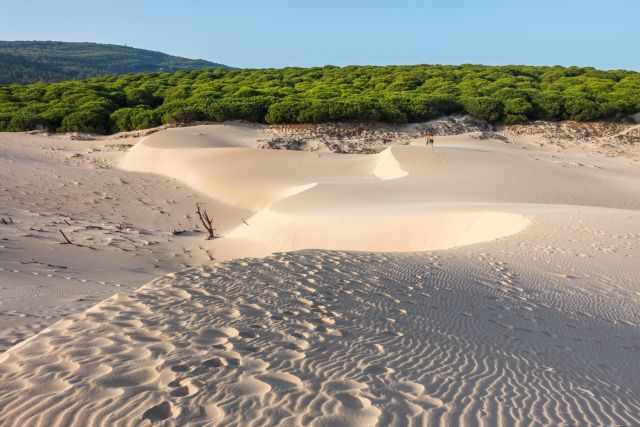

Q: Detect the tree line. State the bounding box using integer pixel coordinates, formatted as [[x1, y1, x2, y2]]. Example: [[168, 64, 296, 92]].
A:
[[1, 64, 639, 134]]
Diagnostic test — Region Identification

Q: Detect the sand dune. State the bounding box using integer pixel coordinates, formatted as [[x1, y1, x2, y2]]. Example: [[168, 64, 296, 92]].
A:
[[1, 123, 640, 426], [120, 125, 409, 210], [372, 148, 408, 180], [224, 208, 530, 254]]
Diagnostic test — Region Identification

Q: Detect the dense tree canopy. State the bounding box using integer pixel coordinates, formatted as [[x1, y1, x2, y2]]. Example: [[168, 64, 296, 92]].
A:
[[1, 64, 639, 134], [0, 41, 227, 84]]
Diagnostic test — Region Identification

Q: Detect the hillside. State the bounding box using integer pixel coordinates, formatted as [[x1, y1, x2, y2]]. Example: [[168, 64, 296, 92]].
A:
[[0, 64, 639, 134], [0, 41, 227, 84]]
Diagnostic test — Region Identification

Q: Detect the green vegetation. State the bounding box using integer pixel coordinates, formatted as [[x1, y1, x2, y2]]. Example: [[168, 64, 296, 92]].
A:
[[1, 64, 639, 134], [0, 41, 227, 84]]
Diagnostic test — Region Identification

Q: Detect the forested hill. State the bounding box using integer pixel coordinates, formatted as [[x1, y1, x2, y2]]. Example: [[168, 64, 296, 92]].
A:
[[0, 41, 228, 84], [1, 64, 639, 134]]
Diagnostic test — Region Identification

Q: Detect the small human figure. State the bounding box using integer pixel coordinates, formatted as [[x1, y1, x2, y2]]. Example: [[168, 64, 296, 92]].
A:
[[425, 132, 434, 148]]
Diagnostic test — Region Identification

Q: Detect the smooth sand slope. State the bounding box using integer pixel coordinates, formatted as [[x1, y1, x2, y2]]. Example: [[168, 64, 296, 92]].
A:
[[0, 130, 248, 352], [1, 123, 639, 426]]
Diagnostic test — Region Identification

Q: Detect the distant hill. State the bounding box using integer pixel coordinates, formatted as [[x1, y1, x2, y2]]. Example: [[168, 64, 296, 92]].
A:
[[0, 41, 228, 84]]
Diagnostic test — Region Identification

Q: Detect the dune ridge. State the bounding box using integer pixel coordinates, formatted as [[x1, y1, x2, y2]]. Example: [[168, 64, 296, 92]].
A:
[[225, 208, 530, 254], [372, 148, 408, 180]]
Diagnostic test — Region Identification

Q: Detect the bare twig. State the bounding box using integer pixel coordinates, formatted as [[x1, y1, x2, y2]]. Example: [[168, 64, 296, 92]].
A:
[[195, 203, 218, 240], [59, 229, 73, 245], [57, 229, 97, 250]]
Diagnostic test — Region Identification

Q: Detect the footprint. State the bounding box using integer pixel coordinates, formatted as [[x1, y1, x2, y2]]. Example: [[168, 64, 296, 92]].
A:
[[239, 303, 269, 317], [281, 337, 310, 351], [202, 403, 225, 422], [363, 364, 392, 376], [169, 379, 199, 397], [393, 381, 425, 396], [170, 364, 191, 373], [275, 349, 306, 361], [323, 379, 368, 395], [196, 326, 239, 346], [203, 357, 226, 368], [239, 329, 258, 339], [242, 357, 270, 373], [311, 392, 381, 427], [257, 372, 303, 391], [142, 401, 174, 422], [392, 381, 445, 408], [203, 352, 241, 368], [226, 376, 271, 396], [219, 307, 241, 319]]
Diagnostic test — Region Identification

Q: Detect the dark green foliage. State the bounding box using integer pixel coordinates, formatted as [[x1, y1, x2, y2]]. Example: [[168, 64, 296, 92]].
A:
[[265, 98, 309, 124], [1, 64, 638, 134], [8, 109, 49, 131], [157, 101, 204, 125], [111, 106, 161, 131], [204, 96, 273, 122], [462, 96, 504, 122], [562, 96, 603, 121], [59, 102, 112, 134], [125, 86, 163, 107], [531, 91, 564, 120], [0, 41, 228, 84]]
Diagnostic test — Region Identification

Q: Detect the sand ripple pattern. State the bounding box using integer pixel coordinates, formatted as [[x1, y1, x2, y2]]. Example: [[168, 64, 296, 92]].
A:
[[1, 249, 639, 426]]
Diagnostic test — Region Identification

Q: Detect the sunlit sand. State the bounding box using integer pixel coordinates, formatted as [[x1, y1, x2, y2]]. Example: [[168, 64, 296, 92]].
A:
[[1, 122, 639, 426]]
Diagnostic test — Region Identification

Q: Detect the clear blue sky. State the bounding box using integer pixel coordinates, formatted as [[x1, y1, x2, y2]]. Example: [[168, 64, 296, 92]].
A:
[[1, 0, 638, 70]]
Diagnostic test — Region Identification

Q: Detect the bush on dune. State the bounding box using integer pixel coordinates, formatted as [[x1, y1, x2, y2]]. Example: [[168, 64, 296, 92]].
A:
[[7, 108, 49, 131], [1, 64, 639, 134], [462, 96, 504, 122], [158, 101, 204, 125], [111, 106, 161, 131], [59, 100, 113, 134]]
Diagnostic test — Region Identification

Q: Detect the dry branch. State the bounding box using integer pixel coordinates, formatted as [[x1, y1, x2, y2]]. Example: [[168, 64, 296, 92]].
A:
[[59, 229, 74, 245], [195, 204, 218, 240]]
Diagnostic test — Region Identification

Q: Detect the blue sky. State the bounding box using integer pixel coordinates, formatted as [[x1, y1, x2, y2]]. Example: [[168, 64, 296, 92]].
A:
[[1, 1, 637, 70]]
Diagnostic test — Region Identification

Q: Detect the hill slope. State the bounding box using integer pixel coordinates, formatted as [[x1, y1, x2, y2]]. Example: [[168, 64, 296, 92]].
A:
[[0, 41, 227, 84]]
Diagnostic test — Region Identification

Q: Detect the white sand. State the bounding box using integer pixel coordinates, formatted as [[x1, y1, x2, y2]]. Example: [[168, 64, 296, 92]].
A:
[[0, 130, 248, 351], [1, 123, 639, 426]]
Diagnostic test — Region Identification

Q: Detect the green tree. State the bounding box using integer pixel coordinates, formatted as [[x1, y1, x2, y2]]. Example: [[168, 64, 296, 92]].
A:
[[462, 96, 504, 122], [563, 96, 602, 121], [111, 106, 161, 131], [8, 109, 48, 131], [60, 103, 112, 133]]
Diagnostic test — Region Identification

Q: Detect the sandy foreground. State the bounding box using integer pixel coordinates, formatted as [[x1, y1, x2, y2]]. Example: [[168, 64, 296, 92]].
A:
[[0, 123, 639, 426]]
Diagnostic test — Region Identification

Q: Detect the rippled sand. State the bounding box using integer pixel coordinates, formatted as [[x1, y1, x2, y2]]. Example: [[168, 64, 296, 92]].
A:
[[1, 123, 639, 426]]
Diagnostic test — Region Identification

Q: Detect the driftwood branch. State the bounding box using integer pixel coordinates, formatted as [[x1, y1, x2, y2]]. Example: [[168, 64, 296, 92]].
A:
[[59, 229, 74, 245], [195, 204, 218, 240], [57, 229, 95, 250]]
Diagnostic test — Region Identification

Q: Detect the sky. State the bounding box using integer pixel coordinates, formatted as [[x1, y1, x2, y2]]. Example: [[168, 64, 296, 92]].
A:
[[1, 0, 638, 70]]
